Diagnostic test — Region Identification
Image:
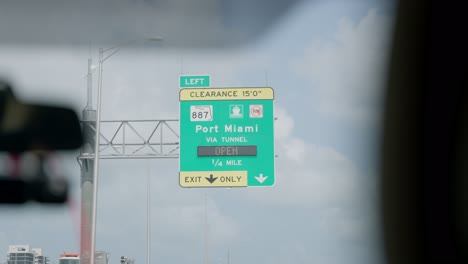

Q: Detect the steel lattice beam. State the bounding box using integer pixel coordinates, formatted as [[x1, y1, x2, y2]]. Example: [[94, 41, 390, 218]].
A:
[[78, 119, 179, 160]]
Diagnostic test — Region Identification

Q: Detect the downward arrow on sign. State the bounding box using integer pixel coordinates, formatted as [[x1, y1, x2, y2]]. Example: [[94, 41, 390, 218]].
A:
[[205, 174, 218, 184], [255, 173, 268, 184]]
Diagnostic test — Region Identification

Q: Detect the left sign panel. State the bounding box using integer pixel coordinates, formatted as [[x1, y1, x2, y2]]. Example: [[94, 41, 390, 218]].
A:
[[179, 75, 211, 88]]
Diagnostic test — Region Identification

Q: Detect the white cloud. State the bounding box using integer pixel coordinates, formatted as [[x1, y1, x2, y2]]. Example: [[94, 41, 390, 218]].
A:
[[249, 107, 365, 209], [92, 159, 240, 258], [274, 107, 295, 140], [240, 106, 382, 263], [292, 8, 393, 124], [156, 201, 239, 243]]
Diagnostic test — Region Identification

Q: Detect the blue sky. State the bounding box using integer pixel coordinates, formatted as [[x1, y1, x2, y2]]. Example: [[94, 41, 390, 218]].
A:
[[0, 1, 395, 264]]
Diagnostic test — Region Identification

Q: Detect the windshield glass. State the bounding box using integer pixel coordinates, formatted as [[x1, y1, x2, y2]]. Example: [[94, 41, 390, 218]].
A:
[[0, 1, 395, 264]]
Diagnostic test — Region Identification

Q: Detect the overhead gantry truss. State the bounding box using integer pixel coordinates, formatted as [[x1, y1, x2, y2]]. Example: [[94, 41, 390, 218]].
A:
[[78, 119, 179, 160]]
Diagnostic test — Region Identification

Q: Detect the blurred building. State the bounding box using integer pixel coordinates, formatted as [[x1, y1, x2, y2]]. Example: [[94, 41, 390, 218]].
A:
[[119, 256, 134, 264], [32, 249, 47, 264], [6, 245, 48, 264], [58, 253, 79, 264], [57, 251, 108, 264], [94, 251, 108, 264]]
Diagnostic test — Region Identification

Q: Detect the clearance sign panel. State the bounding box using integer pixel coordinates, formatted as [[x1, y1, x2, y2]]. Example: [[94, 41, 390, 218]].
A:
[[179, 87, 275, 188]]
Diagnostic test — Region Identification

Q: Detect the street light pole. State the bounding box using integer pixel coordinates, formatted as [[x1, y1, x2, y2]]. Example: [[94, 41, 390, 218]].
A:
[[90, 47, 104, 264], [204, 193, 208, 264], [147, 160, 151, 264], [88, 37, 162, 264]]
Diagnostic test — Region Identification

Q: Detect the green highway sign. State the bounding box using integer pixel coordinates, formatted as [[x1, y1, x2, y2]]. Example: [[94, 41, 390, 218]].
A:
[[179, 87, 275, 187], [179, 75, 211, 88]]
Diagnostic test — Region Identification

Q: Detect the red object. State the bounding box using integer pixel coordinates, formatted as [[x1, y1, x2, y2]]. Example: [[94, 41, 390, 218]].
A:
[[60, 253, 79, 258]]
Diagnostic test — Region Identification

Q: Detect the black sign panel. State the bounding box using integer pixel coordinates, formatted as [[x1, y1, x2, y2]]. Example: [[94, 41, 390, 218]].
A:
[[197, 146, 257, 157]]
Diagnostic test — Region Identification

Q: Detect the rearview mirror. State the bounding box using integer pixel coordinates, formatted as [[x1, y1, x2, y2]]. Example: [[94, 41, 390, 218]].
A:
[[0, 81, 83, 152], [0, 80, 83, 204]]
